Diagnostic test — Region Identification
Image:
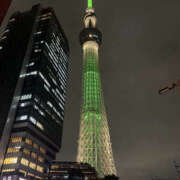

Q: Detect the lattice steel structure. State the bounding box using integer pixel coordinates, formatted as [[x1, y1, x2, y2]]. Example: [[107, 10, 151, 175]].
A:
[[77, 0, 117, 177]]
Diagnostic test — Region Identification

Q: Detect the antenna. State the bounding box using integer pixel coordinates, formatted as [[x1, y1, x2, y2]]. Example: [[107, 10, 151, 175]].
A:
[[88, 0, 93, 8]]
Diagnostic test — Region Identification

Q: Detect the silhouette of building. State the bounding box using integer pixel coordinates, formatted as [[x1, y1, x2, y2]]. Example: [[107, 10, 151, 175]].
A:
[[49, 161, 97, 180]]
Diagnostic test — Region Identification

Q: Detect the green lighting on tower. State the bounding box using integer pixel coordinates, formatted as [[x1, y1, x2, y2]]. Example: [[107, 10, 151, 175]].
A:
[[88, 0, 93, 8], [77, 1, 117, 177]]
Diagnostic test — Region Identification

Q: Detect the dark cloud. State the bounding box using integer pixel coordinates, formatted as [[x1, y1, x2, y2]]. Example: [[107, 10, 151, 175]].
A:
[[2, 0, 180, 179]]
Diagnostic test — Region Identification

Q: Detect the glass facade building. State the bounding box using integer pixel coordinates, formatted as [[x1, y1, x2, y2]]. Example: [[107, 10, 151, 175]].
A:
[[0, 4, 69, 179]]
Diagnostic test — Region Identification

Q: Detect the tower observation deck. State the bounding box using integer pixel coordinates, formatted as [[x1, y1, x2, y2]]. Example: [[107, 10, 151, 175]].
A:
[[77, 0, 117, 177]]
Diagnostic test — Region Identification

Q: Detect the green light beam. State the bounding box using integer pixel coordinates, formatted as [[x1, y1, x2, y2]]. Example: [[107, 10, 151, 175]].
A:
[[88, 0, 93, 8]]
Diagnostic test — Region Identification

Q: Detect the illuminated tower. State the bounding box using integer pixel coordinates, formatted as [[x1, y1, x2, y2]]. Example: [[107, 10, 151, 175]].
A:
[[77, 0, 117, 177]]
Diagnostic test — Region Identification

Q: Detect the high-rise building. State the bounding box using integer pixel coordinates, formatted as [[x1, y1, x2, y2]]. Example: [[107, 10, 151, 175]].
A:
[[0, 0, 12, 25], [49, 161, 97, 180], [0, 4, 69, 179], [77, 0, 117, 177]]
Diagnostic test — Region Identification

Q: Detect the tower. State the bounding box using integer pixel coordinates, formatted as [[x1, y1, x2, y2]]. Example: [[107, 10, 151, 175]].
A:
[[0, 4, 69, 179], [77, 0, 117, 177]]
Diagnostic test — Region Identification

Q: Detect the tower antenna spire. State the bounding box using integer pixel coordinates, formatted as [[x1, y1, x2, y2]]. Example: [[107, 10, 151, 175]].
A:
[[88, 0, 93, 8]]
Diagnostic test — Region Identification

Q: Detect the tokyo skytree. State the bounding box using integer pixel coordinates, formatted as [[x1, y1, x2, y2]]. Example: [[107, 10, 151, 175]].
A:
[[77, 0, 117, 177]]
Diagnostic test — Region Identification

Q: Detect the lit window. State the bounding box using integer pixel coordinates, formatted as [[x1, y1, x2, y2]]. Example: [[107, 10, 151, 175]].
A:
[[33, 143, 39, 150], [20, 102, 30, 107], [29, 116, 36, 124], [44, 84, 50, 92], [31, 152, 37, 159], [10, 137, 22, 143], [40, 17, 51, 21], [36, 165, 43, 173], [4, 29, 10, 33], [4, 157, 18, 164], [25, 138, 32, 145], [40, 147, 46, 154], [34, 49, 41, 53], [16, 115, 27, 121], [26, 62, 35, 67], [7, 147, 19, 153], [20, 71, 37, 78], [23, 149, 30, 156], [29, 162, 36, 169], [39, 72, 51, 87], [51, 165, 59, 169], [1, 36, 7, 40], [47, 101, 53, 108], [19, 178, 26, 180], [21, 94, 32, 100], [19, 169, 26, 175], [28, 173, 34, 177], [33, 105, 45, 117], [2, 169, 15, 172], [36, 122, 44, 131], [34, 31, 42, 35], [9, 18, 15, 22], [0, 46, 3, 50], [35, 176, 42, 179], [38, 156, 44, 163], [21, 158, 29, 166]]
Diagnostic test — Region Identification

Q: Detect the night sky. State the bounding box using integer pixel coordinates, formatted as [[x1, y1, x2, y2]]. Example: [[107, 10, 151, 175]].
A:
[[2, 0, 180, 179]]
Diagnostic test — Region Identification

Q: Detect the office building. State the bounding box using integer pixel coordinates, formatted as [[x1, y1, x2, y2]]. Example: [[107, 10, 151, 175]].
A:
[[0, 4, 69, 179]]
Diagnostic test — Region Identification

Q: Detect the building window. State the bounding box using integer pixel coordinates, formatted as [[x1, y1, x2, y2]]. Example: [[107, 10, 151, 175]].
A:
[[10, 137, 22, 143], [33, 143, 39, 150], [34, 49, 42, 53], [26, 62, 35, 67], [40, 147, 46, 154], [7, 147, 19, 153], [36, 122, 44, 131], [27, 173, 34, 177], [19, 178, 26, 180], [16, 115, 28, 121], [23, 149, 30, 156], [4, 157, 18, 164], [38, 156, 44, 163], [20, 158, 29, 166], [2, 169, 15, 172], [9, 18, 15, 22], [19, 169, 26, 175], [20, 94, 32, 100], [29, 116, 36, 124], [31, 152, 37, 159], [29, 162, 36, 169], [20, 102, 30, 107], [36, 165, 43, 173], [51, 165, 59, 169], [25, 138, 32, 145]]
